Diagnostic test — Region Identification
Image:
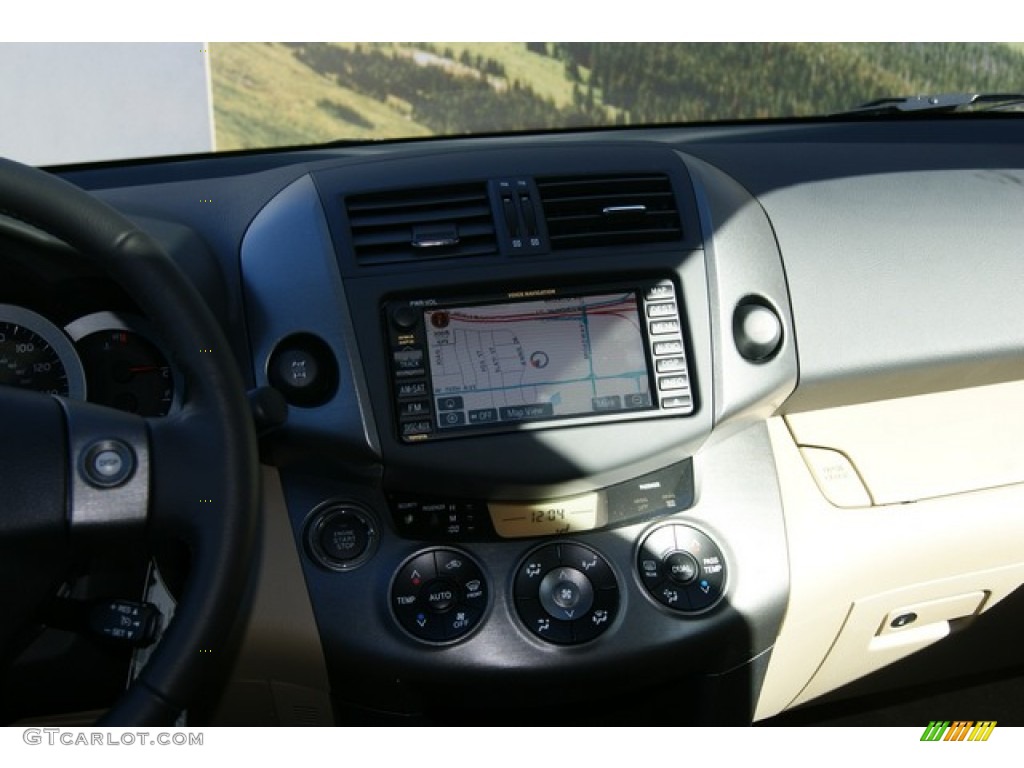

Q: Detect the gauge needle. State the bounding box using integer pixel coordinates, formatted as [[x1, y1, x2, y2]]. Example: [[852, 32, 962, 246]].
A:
[[128, 365, 159, 373]]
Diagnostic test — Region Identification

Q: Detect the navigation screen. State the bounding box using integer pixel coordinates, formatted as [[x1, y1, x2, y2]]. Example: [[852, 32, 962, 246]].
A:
[[423, 292, 653, 430]]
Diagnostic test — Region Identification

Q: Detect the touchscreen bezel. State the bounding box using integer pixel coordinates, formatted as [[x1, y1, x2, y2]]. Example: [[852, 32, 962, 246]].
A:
[[385, 281, 693, 442]]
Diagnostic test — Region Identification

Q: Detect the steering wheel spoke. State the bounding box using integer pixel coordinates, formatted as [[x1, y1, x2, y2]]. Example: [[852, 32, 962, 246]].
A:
[[61, 396, 150, 537]]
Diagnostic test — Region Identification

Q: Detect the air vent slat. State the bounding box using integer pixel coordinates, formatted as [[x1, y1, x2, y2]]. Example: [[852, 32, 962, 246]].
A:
[[537, 173, 682, 250], [346, 183, 496, 266], [353, 220, 495, 249], [353, 206, 491, 230]]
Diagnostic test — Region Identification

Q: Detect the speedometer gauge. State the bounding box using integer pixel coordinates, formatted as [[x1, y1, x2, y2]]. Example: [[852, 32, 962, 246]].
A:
[[0, 304, 86, 398], [65, 312, 180, 417]]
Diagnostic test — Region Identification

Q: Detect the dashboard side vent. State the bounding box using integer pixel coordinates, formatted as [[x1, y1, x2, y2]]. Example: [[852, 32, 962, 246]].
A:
[[346, 183, 497, 266], [537, 174, 682, 249]]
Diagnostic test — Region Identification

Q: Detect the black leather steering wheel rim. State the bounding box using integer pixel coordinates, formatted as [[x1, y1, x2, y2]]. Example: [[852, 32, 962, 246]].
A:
[[0, 157, 260, 725]]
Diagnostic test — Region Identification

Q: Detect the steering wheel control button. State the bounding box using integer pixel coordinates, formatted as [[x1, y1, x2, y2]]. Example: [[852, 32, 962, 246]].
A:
[[514, 543, 619, 644], [306, 504, 378, 572], [733, 302, 783, 362], [267, 333, 339, 407], [637, 525, 727, 614], [81, 440, 135, 488], [391, 548, 488, 643]]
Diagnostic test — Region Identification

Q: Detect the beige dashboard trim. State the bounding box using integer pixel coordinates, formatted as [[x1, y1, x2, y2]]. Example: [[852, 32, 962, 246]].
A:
[[786, 380, 1024, 505], [755, 415, 1024, 720], [209, 467, 333, 725]]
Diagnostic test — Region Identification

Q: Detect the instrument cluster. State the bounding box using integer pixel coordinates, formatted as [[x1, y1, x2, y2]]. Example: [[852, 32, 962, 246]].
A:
[[0, 304, 179, 417]]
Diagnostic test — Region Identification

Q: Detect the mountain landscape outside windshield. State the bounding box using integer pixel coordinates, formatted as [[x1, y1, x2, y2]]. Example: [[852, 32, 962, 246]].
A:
[[211, 42, 1024, 152], [3, 42, 1022, 165]]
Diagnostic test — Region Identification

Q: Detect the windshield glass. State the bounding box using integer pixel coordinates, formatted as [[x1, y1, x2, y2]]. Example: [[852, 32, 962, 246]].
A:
[[2, 41, 1022, 166]]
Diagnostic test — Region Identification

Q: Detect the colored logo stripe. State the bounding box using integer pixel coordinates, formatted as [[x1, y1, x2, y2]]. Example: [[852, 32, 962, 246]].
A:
[[920, 720, 996, 742]]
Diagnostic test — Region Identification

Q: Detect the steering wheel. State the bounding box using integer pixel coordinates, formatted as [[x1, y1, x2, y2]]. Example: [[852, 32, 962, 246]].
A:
[[0, 157, 260, 725]]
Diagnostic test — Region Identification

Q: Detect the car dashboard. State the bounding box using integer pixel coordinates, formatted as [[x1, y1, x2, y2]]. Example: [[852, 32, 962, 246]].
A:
[[3, 117, 1024, 725]]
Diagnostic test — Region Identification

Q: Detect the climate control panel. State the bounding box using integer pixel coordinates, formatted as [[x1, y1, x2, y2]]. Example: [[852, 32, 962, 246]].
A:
[[637, 524, 727, 612], [386, 526, 727, 646], [513, 542, 619, 644], [390, 548, 488, 643]]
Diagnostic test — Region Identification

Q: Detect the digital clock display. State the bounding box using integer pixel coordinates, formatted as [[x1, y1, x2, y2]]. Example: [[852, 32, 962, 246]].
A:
[[487, 492, 608, 538]]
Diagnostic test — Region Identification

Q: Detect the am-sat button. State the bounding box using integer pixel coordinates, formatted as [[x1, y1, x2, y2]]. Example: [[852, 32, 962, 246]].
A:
[[397, 381, 428, 398]]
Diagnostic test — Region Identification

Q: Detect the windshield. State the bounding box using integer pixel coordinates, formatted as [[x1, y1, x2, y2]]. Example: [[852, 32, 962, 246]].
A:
[[2, 41, 1023, 166]]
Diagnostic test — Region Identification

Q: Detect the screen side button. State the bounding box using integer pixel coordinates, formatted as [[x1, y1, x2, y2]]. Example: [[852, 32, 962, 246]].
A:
[[653, 340, 684, 356], [649, 320, 680, 335], [401, 420, 432, 437], [644, 282, 675, 300], [655, 357, 688, 373], [658, 376, 689, 391], [661, 395, 693, 410], [646, 301, 678, 319]]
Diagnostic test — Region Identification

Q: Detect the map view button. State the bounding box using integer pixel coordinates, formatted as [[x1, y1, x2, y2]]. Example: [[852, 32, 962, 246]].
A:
[[500, 404, 554, 421]]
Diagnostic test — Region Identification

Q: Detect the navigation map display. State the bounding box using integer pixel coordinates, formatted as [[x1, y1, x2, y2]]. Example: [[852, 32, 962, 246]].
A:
[[423, 292, 653, 431]]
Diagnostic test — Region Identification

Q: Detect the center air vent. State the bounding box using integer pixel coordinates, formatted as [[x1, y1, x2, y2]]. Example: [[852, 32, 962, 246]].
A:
[[537, 174, 682, 250], [346, 183, 497, 266]]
